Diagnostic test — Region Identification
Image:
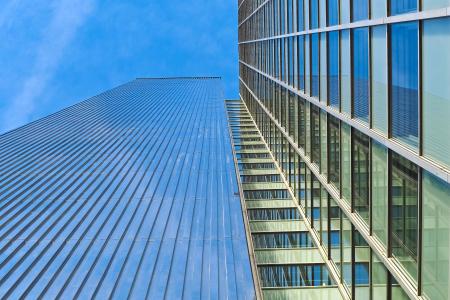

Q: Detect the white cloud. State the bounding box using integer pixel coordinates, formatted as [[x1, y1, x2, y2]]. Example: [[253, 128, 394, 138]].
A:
[[1, 0, 95, 132]]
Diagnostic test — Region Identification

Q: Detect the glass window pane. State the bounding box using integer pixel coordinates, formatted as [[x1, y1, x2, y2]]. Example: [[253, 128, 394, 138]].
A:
[[341, 122, 351, 203], [423, 0, 450, 9], [297, 0, 304, 31], [320, 0, 327, 28], [352, 130, 370, 223], [306, 35, 310, 94], [328, 115, 340, 189], [371, 25, 388, 135], [390, 0, 417, 16], [311, 33, 320, 98], [340, 0, 350, 24], [280, 0, 285, 34], [298, 36, 305, 91], [422, 18, 450, 168], [390, 21, 419, 150], [422, 171, 450, 300], [341, 30, 351, 115], [352, 0, 369, 21], [371, 252, 388, 300], [330, 198, 342, 275], [287, 0, 293, 33], [371, 141, 388, 247], [354, 229, 370, 298], [321, 187, 329, 247], [320, 110, 327, 175], [320, 33, 327, 103], [371, 0, 386, 18], [289, 37, 294, 86], [311, 105, 321, 166], [328, 0, 339, 25], [311, 0, 319, 29], [328, 30, 340, 108], [342, 216, 353, 294], [390, 152, 418, 282], [352, 27, 370, 123]]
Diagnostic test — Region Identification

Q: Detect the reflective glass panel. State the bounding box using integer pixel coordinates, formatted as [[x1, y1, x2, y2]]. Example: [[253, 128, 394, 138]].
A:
[[423, 18, 450, 168], [352, 27, 370, 123], [328, 30, 340, 108], [390, 0, 417, 15], [311, 33, 320, 98], [390, 152, 418, 282], [390, 22, 419, 149], [352, 0, 369, 21], [422, 171, 450, 300], [352, 130, 370, 223]]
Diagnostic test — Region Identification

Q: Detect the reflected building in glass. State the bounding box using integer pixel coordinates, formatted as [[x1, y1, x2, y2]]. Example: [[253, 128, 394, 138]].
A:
[[238, 0, 450, 299]]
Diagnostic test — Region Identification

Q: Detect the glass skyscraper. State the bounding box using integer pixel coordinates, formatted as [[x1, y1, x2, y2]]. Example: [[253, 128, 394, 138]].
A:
[[237, 0, 450, 299], [0, 78, 256, 299]]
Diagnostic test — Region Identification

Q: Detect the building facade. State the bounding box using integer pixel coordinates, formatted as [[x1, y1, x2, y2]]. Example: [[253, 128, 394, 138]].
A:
[[238, 0, 450, 299], [0, 78, 256, 299]]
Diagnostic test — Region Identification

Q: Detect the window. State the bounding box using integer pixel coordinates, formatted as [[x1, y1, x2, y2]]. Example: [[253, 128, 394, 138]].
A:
[[244, 189, 289, 199], [328, 30, 340, 108], [252, 232, 313, 249], [297, 0, 304, 31], [259, 264, 333, 287], [280, 0, 285, 34], [328, 0, 339, 26], [320, 33, 327, 103], [287, 0, 293, 33], [422, 0, 450, 9], [328, 115, 340, 189], [298, 36, 305, 91], [341, 0, 350, 24], [310, 0, 319, 29], [371, 25, 388, 135], [352, 27, 370, 123], [297, 97, 306, 148], [352, 0, 368, 21], [371, 0, 386, 18], [422, 18, 450, 168], [311, 105, 321, 166], [422, 171, 450, 300], [330, 199, 341, 275], [288, 37, 294, 86], [248, 208, 301, 220], [311, 33, 320, 98], [371, 252, 388, 300], [341, 30, 351, 115], [390, 0, 417, 15], [341, 123, 352, 203], [390, 152, 418, 282], [352, 130, 370, 222], [371, 141, 388, 247], [241, 174, 281, 183], [390, 22, 419, 150]]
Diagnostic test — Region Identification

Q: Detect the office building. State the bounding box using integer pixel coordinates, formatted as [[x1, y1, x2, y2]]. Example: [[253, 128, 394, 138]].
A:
[[0, 78, 256, 299], [237, 0, 450, 299]]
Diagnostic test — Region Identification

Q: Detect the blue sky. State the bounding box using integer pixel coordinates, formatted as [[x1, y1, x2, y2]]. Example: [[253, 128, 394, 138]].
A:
[[0, 0, 238, 134]]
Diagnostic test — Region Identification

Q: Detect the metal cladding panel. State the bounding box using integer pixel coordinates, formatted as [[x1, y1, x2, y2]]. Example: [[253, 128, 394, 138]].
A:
[[0, 78, 255, 299]]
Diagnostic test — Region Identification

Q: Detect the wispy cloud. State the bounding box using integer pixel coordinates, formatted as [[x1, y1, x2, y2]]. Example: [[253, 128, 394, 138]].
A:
[[1, 0, 95, 132]]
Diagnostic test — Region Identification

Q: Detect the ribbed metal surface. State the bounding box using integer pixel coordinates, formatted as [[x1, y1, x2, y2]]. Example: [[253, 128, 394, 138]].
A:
[[0, 78, 255, 299]]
